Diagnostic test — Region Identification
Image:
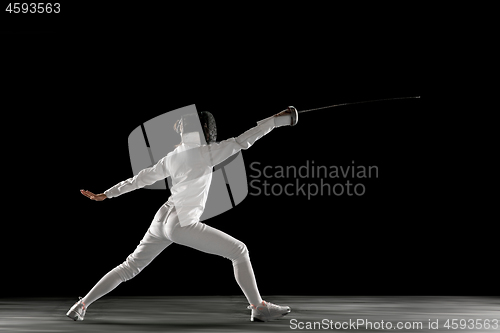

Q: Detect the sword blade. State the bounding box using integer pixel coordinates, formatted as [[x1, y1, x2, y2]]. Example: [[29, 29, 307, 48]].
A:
[[298, 96, 420, 113]]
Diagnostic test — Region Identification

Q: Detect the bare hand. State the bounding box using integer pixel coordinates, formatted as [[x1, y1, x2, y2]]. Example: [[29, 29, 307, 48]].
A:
[[80, 189, 107, 201]]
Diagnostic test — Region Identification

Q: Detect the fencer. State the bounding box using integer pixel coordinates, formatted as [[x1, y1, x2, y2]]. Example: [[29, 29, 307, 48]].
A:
[[67, 108, 298, 322]]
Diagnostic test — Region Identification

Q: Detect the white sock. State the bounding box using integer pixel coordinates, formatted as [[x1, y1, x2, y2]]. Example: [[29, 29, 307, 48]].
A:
[[233, 259, 263, 306], [82, 270, 123, 308]]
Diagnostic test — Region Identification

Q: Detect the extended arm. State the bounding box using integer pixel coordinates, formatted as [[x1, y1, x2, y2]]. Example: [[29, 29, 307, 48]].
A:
[[202, 111, 292, 167], [81, 156, 170, 201], [80, 155, 170, 201], [101, 156, 170, 199]]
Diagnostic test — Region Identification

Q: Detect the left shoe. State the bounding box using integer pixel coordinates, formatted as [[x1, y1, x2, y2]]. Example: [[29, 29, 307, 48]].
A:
[[247, 300, 291, 322], [66, 297, 86, 321]]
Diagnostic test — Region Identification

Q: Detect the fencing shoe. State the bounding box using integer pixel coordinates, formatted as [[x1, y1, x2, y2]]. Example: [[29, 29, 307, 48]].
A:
[[66, 297, 86, 321], [247, 300, 291, 322]]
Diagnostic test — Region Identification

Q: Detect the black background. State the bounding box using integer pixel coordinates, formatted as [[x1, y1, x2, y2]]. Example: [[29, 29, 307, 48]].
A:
[[2, 3, 492, 298]]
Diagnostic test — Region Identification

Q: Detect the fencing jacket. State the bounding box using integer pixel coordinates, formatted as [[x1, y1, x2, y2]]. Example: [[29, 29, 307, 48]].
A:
[[104, 114, 290, 227]]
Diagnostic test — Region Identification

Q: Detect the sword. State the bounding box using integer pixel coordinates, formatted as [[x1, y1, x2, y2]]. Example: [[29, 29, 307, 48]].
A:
[[285, 96, 420, 126]]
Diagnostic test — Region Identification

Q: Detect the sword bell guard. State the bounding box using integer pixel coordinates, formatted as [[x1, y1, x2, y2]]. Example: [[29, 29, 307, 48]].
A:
[[287, 106, 298, 126]]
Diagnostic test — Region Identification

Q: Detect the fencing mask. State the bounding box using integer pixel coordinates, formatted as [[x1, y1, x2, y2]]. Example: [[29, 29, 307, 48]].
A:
[[174, 111, 217, 144]]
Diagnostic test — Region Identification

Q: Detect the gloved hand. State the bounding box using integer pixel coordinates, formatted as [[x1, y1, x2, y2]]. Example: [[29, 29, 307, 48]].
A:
[[275, 109, 292, 118], [274, 106, 298, 126]]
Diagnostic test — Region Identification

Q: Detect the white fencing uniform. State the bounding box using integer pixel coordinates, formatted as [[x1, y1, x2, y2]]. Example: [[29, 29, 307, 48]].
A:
[[104, 114, 284, 226], [81, 114, 290, 308]]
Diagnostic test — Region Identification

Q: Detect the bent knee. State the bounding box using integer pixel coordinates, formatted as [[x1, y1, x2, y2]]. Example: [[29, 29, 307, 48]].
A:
[[113, 255, 143, 282], [232, 241, 250, 265]]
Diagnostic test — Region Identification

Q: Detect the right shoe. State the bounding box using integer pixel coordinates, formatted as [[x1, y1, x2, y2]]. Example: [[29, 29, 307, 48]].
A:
[[66, 297, 86, 321], [247, 300, 291, 322]]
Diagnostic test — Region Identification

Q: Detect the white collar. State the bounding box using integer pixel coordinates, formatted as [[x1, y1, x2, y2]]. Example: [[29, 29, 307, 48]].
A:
[[181, 131, 202, 145]]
